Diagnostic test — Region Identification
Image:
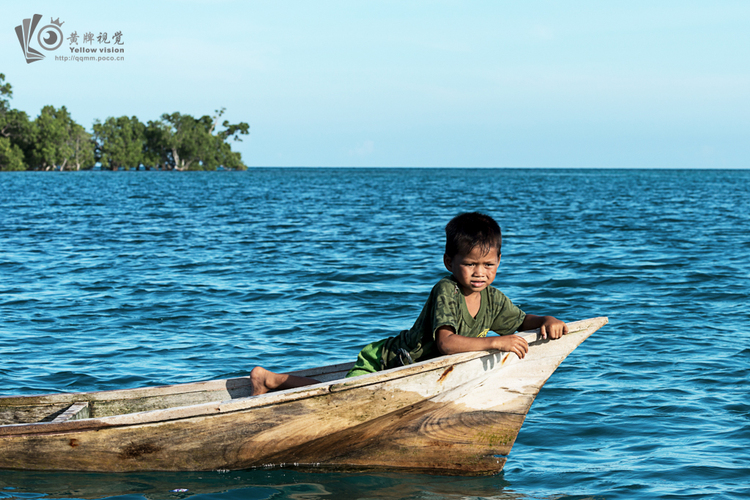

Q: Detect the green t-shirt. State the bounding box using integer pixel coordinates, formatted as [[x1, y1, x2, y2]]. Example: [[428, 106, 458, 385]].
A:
[[380, 276, 526, 369]]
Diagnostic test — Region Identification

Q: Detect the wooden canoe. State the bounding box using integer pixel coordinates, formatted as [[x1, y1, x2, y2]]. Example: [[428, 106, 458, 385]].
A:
[[0, 317, 607, 475]]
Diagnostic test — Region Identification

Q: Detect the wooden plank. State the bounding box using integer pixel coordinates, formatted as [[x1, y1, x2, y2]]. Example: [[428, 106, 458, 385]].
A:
[[51, 403, 89, 423], [0, 403, 71, 425]]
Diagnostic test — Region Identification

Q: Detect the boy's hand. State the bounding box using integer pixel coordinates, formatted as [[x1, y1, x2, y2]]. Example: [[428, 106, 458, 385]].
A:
[[540, 316, 568, 340], [520, 314, 569, 340], [436, 326, 528, 359], [493, 334, 529, 359]]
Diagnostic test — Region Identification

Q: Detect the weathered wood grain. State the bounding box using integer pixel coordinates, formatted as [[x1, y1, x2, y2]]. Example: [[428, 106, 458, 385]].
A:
[[50, 402, 89, 423]]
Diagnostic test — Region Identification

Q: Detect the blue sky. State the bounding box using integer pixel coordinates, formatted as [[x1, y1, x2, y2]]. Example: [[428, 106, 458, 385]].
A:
[[2, 0, 749, 167]]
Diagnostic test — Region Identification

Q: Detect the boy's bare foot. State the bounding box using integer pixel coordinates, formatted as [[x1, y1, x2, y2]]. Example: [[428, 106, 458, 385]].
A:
[[249, 366, 319, 396], [249, 366, 272, 395]]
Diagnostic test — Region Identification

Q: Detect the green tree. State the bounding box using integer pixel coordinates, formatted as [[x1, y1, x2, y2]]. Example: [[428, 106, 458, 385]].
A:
[[0, 136, 25, 171], [23, 105, 94, 171], [28, 105, 85, 170], [143, 120, 173, 169], [67, 123, 95, 170], [211, 108, 250, 170], [0, 73, 32, 171], [0, 73, 12, 117], [93, 116, 146, 170], [24, 106, 95, 171], [158, 109, 249, 170]]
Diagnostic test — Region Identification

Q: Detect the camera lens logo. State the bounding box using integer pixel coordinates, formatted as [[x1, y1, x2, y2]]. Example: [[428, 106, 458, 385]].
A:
[[15, 14, 64, 64]]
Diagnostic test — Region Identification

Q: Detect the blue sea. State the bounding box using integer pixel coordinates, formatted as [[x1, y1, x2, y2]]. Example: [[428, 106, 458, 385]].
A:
[[0, 168, 748, 500]]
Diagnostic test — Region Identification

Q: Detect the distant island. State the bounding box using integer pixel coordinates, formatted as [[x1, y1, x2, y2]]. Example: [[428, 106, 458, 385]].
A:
[[0, 73, 249, 171]]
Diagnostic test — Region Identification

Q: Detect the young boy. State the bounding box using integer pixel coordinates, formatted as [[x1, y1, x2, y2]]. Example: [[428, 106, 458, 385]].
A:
[[249, 212, 567, 396]]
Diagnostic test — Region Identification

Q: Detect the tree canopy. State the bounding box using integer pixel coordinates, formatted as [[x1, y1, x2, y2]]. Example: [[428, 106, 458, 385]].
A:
[[0, 74, 250, 171], [156, 109, 250, 171], [0, 73, 27, 171], [28, 105, 95, 171], [94, 116, 146, 170]]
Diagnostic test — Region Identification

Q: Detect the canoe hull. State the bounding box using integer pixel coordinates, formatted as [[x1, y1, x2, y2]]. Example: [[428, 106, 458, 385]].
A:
[[0, 317, 607, 475]]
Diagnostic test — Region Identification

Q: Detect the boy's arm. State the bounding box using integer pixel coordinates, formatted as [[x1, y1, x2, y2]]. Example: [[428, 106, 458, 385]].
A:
[[519, 314, 568, 339], [436, 326, 529, 359]]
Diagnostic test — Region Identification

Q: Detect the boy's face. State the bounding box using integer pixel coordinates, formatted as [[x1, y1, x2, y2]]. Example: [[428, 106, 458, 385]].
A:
[[443, 245, 501, 296]]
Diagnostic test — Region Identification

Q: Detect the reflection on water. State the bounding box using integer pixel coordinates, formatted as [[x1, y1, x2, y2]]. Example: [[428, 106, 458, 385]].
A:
[[0, 469, 526, 500]]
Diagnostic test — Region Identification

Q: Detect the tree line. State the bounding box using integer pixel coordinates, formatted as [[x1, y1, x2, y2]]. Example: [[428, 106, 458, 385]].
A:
[[0, 73, 250, 171]]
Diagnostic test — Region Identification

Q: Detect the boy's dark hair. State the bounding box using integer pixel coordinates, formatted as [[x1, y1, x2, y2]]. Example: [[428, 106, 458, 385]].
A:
[[445, 212, 502, 258]]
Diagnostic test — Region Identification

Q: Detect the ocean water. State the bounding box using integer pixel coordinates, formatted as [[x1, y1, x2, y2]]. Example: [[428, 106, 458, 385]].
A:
[[0, 168, 748, 500]]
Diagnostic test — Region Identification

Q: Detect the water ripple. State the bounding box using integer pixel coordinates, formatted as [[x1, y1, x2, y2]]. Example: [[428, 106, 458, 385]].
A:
[[1, 169, 749, 499]]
